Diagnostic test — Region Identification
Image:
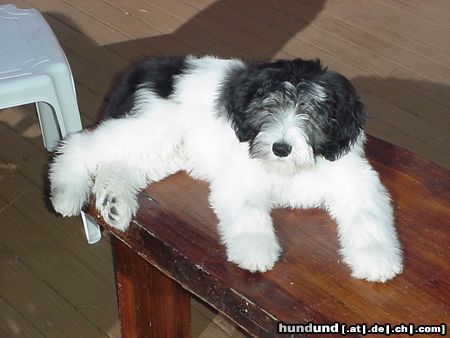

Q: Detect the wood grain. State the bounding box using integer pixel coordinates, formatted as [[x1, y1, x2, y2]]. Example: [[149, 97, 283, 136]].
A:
[[0, 249, 104, 337], [112, 237, 190, 338]]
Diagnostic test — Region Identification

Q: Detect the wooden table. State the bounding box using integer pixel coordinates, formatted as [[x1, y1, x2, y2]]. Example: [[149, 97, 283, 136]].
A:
[[86, 136, 450, 338]]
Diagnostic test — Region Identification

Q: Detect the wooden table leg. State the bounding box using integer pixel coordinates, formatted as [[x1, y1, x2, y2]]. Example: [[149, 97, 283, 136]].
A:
[[112, 237, 191, 338]]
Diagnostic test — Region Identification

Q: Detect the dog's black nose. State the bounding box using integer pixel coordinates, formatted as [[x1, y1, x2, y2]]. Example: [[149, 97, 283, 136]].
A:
[[272, 142, 292, 157]]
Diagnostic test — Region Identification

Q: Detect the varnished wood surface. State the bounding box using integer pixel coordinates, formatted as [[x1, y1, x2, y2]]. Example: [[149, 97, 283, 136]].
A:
[[112, 237, 191, 338], [89, 135, 450, 337]]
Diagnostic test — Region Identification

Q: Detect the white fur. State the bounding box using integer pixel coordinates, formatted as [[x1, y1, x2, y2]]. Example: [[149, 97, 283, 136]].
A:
[[50, 56, 402, 282]]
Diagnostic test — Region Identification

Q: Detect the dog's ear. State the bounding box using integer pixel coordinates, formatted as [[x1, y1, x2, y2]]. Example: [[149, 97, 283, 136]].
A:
[[321, 98, 366, 161], [309, 73, 367, 161], [222, 85, 260, 142], [219, 65, 271, 142]]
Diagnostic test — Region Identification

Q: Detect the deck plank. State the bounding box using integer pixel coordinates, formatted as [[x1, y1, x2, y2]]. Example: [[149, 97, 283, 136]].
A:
[[0, 296, 45, 338], [0, 249, 106, 338]]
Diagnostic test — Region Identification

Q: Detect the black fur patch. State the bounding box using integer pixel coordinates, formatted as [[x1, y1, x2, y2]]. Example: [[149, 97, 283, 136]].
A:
[[218, 59, 328, 142], [305, 71, 367, 161], [218, 58, 366, 161], [104, 56, 191, 119]]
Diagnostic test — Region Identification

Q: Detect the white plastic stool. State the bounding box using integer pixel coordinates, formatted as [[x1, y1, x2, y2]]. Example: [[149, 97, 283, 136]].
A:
[[0, 4, 101, 244]]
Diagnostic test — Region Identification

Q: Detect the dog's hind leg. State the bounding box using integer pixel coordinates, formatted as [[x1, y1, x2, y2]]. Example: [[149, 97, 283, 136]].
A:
[[91, 144, 184, 231], [92, 161, 147, 231], [50, 111, 184, 229]]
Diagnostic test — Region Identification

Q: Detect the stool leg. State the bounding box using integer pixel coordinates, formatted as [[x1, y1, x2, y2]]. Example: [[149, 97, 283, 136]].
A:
[[51, 70, 82, 136], [112, 237, 191, 338], [35, 101, 61, 151], [46, 73, 92, 243], [81, 212, 102, 244]]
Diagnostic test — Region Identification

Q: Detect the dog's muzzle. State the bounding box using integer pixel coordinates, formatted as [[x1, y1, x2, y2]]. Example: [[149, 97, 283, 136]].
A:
[[272, 142, 292, 157]]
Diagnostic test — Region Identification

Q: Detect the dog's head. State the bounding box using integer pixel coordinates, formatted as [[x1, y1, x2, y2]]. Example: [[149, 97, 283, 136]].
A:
[[220, 58, 366, 172]]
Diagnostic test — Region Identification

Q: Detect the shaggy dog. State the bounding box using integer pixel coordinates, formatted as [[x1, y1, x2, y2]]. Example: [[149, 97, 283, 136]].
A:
[[49, 56, 403, 282]]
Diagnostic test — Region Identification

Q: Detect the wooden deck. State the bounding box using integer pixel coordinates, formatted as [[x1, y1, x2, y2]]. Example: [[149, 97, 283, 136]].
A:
[[1, 1, 449, 337]]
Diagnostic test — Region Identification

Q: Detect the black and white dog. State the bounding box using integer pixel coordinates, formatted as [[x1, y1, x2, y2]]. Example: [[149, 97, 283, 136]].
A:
[[50, 56, 403, 282]]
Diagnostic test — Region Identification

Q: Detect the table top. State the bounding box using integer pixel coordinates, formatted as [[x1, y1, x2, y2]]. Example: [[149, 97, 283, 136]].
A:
[[88, 136, 450, 337]]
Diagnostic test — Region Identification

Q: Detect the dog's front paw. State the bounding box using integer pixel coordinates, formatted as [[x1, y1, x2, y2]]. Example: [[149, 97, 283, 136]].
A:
[[344, 245, 403, 283], [226, 233, 282, 272], [94, 188, 137, 232]]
